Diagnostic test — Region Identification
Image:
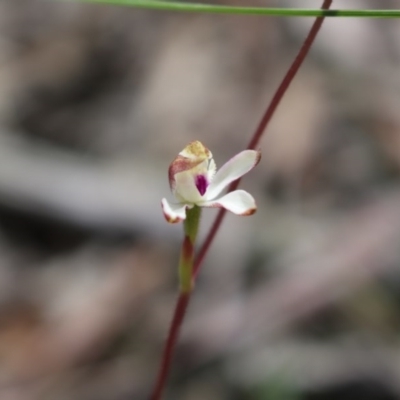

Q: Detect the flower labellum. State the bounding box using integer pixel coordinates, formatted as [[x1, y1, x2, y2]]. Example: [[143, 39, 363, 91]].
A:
[[161, 141, 261, 223]]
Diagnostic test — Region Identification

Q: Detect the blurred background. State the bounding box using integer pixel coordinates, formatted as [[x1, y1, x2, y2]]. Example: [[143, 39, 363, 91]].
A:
[[0, 0, 399, 399]]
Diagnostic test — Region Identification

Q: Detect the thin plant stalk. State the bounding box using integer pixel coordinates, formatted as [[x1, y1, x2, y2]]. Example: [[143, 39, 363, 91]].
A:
[[194, 0, 333, 278], [73, 0, 400, 19], [150, 1, 332, 399], [150, 207, 201, 400], [149, 293, 190, 400]]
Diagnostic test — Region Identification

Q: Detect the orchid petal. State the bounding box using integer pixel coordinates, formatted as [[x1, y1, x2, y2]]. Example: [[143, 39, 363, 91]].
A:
[[174, 165, 206, 203], [161, 198, 188, 223], [205, 150, 261, 200], [202, 190, 257, 215]]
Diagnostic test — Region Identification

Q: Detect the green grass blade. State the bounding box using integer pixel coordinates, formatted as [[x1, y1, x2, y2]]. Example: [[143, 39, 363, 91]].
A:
[[66, 0, 400, 18]]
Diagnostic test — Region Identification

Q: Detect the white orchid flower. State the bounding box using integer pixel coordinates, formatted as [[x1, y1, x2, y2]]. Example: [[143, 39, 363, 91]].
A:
[[161, 141, 261, 223]]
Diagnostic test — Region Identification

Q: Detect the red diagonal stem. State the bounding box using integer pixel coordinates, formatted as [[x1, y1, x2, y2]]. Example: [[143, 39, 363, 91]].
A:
[[149, 293, 190, 400], [150, 1, 332, 399], [194, 0, 333, 279]]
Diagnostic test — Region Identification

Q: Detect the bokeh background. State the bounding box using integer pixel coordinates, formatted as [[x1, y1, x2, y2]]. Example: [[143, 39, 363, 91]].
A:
[[0, 0, 399, 399]]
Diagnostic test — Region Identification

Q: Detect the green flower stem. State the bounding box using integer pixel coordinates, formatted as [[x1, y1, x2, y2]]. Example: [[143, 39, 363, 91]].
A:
[[184, 205, 201, 243], [64, 0, 400, 19], [179, 206, 201, 293]]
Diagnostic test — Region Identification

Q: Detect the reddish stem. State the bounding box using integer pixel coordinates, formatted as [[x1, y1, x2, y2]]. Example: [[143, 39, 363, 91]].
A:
[[150, 1, 332, 399], [149, 293, 190, 400], [194, 0, 333, 278]]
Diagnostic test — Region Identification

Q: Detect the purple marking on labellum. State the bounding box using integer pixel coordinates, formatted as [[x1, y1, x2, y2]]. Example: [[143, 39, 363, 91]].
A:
[[195, 174, 208, 196]]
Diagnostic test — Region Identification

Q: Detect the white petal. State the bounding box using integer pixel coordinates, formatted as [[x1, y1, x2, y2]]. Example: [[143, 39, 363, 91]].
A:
[[174, 167, 204, 203], [205, 150, 261, 200], [202, 190, 257, 215], [161, 198, 187, 223]]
